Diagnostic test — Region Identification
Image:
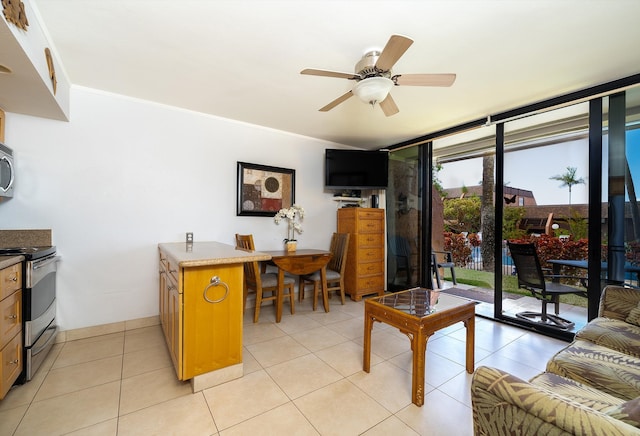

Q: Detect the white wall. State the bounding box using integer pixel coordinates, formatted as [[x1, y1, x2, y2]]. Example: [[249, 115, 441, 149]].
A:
[[1, 86, 345, 330]]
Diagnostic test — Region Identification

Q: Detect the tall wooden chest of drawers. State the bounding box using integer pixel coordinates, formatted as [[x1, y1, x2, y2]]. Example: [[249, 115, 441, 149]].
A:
[[337, 207, 385, 301]]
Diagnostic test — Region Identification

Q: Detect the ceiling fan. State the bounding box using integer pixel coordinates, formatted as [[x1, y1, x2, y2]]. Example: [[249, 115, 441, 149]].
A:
[[301, 34, 456, 117]]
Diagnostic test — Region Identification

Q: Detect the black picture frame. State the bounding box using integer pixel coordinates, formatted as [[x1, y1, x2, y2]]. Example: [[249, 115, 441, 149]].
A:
[[236, 162, 296, 216]]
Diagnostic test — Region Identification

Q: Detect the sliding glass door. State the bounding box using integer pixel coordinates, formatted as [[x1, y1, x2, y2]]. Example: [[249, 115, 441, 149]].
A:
[[502, 103, 591, 331], [602, 87, 640, 292], [386, 146, 422, 291], [385, 79, 640, 340]]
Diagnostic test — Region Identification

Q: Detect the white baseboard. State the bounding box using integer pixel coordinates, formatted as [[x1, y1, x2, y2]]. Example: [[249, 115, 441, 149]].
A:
[[55, 315, 160, 343]]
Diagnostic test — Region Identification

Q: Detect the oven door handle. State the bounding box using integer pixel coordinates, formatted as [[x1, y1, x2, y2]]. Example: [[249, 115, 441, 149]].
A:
[[32, 255, 60, 270], [28, 255, 60, 289], [30, 324, 58, 355], [0, 155, 14, 193]]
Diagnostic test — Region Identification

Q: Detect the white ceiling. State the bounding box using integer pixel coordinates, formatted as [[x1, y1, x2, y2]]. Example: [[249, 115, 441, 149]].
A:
[[29, 0, 640, 149]]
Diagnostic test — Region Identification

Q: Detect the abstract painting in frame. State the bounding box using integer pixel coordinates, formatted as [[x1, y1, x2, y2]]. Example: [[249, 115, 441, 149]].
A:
[[237, 162, 295, 216]]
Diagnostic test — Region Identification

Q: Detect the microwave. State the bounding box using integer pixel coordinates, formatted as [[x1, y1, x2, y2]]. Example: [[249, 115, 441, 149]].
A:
[[0, 142, 15, 198]]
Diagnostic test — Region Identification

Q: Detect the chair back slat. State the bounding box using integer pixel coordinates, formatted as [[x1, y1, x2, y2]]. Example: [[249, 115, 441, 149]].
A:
[[328, 232, 350, 274], [235, 234, 260, 285], [507, 242, 546, 291]]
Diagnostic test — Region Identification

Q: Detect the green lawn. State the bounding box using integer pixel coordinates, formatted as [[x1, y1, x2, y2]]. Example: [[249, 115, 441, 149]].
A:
[[443, 268, 588, 308]]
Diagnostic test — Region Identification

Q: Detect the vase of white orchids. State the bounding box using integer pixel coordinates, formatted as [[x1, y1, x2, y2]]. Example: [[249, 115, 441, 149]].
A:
[[274, 204, 304, 251]]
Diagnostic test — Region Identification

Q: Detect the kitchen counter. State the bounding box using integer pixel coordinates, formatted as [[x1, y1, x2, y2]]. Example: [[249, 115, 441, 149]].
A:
[[157, 240, 269, 393], [0, 255, 24, 270], [158, 241, 271, 266]]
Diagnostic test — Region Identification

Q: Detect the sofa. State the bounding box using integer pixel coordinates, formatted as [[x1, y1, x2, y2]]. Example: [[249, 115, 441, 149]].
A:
[[471, 285, 640, 435]]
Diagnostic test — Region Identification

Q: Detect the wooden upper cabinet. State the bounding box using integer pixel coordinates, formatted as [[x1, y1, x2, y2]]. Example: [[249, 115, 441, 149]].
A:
[[0, 108, 5, 143], [0, 1, 70, 121]]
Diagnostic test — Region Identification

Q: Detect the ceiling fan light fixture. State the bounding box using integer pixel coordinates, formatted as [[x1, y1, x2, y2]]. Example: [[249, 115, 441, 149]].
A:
[[353, 77, 393, 105]]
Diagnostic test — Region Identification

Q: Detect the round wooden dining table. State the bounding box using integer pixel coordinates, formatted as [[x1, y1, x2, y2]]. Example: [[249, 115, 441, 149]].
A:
[[261, 249, 332, 322]]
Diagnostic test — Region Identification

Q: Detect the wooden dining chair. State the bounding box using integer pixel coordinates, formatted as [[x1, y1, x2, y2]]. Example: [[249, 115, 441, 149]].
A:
[[235, 234, 295, 323], [299, 232, 350, 310]]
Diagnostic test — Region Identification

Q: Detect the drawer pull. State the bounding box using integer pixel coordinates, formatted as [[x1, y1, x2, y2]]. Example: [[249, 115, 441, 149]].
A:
[[9, 359, 19, 365], [10, 275, 18, 282], [8, 314, 17, 319], [203, 276, 229, 304]]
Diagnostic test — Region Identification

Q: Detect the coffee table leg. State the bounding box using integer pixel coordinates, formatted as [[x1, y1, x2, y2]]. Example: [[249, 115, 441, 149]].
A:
[[412, 331, 427, 406], [363, 310, 373, 373], [464, 314, 475, 373]]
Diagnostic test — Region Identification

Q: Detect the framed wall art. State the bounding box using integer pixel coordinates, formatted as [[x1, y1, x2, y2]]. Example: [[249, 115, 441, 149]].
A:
[[237, 162, 295, 216]]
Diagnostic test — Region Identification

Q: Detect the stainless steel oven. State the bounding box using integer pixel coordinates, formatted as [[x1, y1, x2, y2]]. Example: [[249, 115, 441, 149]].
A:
[[0, 246, 58, 381]]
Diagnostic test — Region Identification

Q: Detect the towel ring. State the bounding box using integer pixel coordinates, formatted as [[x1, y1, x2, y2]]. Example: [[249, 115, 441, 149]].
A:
[[203, 276, 229, 304]]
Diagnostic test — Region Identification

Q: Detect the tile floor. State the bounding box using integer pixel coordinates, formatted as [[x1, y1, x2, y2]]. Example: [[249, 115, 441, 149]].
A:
[[0, 288, 571, 436]]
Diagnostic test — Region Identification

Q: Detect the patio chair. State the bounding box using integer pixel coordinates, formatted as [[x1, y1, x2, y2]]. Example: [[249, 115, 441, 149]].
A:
[[432, 250, 457, 288], [507, 242, 587, 330], [389, 235, 413, 286]]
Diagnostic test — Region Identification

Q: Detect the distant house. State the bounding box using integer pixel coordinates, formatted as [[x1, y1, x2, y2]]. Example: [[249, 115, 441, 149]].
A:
[[443, 185, 536, 207], [441, 185, 627, 236]]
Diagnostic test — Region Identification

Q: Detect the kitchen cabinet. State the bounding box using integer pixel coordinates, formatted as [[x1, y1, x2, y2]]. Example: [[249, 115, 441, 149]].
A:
[[337, 208, 386, 301], [159, 253, 181, 373], [158, 242, 269, 391], [1, 260, 22, 400], [0, 0, 70, 121], [0, 108, 5, 142]]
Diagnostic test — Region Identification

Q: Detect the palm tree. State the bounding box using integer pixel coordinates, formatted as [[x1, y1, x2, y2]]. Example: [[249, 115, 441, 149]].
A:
[[550, 166, 585, 207], [481, 154, 495, 272]]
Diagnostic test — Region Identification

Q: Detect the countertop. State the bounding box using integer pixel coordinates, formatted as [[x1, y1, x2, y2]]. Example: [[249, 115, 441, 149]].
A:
[[0, 255, 24, 269], [158, 241, 271, 267]]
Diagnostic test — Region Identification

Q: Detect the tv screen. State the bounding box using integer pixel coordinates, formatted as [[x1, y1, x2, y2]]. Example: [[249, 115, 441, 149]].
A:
[[325, 149, 388, 190]]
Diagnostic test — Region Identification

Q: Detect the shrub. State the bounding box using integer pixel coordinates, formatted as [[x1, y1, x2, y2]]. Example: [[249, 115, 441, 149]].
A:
[[443, 196, 481, 233], [468, 233, 481, 247], [503, 207, 526, 240], [443, 232, 472, 266], [566, 210, 588, 240], [507, 234, 588, 285]]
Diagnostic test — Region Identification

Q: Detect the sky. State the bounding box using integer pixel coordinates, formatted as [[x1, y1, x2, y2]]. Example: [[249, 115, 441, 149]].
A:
[[438, 129, 640, 206]]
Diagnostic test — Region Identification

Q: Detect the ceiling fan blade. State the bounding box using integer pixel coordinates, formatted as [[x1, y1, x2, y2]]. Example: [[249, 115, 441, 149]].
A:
[[301, 68, 360, 80], [375, 35, 414, 71], [379, 94, 399, 117], [394, 73, 457, 87], [319, 91, 354, 112]]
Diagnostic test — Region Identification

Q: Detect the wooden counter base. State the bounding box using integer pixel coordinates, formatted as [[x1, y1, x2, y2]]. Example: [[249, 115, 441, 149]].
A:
[[191, 362, 243, 393]]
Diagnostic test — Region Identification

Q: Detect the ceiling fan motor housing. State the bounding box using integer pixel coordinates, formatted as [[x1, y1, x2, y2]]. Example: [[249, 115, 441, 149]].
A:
[[355, 51, 391, 79]]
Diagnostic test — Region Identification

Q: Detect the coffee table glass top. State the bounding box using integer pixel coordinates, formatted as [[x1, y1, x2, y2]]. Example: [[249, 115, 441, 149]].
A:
[[370, 288, 475, 318]]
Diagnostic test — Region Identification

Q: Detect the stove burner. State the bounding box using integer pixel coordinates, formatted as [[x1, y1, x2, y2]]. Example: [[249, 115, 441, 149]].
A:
[[0, 246, 56, 260], [0, 247, 41, 254]]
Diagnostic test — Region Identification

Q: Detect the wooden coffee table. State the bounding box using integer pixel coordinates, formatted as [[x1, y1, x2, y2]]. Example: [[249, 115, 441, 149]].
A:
[[363, 288, 476, 406]]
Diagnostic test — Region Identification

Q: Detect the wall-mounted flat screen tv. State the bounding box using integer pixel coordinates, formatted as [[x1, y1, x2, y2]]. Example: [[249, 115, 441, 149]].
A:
[[324, 149, 388, 190]]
